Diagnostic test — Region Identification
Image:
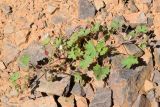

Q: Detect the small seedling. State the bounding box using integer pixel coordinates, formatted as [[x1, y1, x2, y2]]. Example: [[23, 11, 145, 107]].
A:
[[19, 54, 30, 68], [68, 45, 83, 60], [135, 25, 148, 34], [93, 64, 110, 80], [9, 72, 20, 91], [122, 55, 138, 69], [41, 37, 51, 46]]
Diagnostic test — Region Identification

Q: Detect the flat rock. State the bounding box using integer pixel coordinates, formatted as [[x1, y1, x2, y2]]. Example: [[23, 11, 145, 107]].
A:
[[19, 41, 47, 66], [124, 44, 144, 57], [1, 43, 19, 65], [36, 74, 70, 96], [132, 94, 151, 107], [89, 88, 112, 107], [124, 12, 147, 25], [78, 0, 96, 19], [109, 55, 153, 106], [84, 84, 94, 101], [75, 96, 88, 107], [20, 96, 57, 107], [71, 83, 85, 97], [58, 95, 75, 107]]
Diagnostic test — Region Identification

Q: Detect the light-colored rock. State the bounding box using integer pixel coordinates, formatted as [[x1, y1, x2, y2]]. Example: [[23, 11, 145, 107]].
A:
[[151, 99, 159, 107], [36, 74, 70, 96], [15, 30, 29, 46], [0, 61, 6, 70], [20, 96, 57, 107], [75, 96, 88, 107], [124, 12, 147, 25], [1, 43, 19, 65], [58, 95, 75, 107], [3, 24, 15, 34], [94, 0, 105, 11], [144, 80, 154, 92], [47, 4, 58, 14]]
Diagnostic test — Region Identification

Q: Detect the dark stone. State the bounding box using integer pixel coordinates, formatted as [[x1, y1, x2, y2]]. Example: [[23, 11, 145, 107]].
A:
[[124, 44, 144, 57], [89, 88, 112, 107], [71, 83, 85, 96], [78, 0, 96, 19]]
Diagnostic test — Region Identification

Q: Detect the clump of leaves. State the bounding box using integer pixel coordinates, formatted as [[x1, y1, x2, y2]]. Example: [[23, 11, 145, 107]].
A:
[[68, 45, 83, 60], [109, 19, 123, 33], [122, 55, 138, 69], [96, 40, 108, 56], [9, 72, 20, 91], [93, 64, 110, 80], [74, 72, 84, 85], [135, 25, 148, 34], [19, 54, 30, 68], [80, 41, 97, 69]]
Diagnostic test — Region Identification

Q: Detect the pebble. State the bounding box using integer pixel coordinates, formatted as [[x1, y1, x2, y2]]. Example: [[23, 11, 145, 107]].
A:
[[47, 4, 58, 14], [94, 0, 105, 11], [58, 95, 75, 107], [128, 0, 139, 13], [75, 96, 88, 107], [71, 83, 86, 96], [0, 4, 12, 14], [0, 61, 6, 70], [78, 0, 96, 19]]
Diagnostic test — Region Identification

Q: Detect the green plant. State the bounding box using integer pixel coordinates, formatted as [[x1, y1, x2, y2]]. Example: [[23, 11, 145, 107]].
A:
[[135, 25, 148, 34], [80, 41, 97, 68], [41, 37, 51, 46], [122, 55, 138, 69], [73, 72, 84, 85], [109, 19, 123, 32], [93, 64, 110, 80], [9, 72, 20, 91], [68, 45, 83, 60], [19, 54, 30, 68], [96, 40, 108, 56]]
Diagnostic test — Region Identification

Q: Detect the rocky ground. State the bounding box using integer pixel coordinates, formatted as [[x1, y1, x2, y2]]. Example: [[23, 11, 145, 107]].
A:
[[0, 0, 160, 107]]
